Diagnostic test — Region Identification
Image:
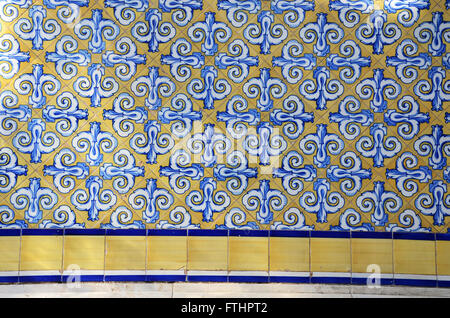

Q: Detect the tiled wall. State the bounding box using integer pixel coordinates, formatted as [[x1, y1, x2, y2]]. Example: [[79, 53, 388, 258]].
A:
[[0, 0, 449, 286], [0, 229, 449, 287]]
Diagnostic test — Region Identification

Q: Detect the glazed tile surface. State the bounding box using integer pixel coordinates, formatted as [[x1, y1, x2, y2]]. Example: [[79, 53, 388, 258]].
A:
[[0, 0, 449, 232]]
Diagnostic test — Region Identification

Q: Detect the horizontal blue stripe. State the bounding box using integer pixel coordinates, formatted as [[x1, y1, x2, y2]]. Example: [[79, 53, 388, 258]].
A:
[[65, 229, 106, 236], [104, 275, 146, 282], [311, 276, 351, 284], [0, 276, 19, 283], [351, 277, 394, 285], [229, 230, 269, 237], [310, 231, 350, 239], [438, 280, 450, 288], [187, 275, 228, 282], [147, 229, 187, 236], [229, 276, 269, 283], [146, 275, 186, 282], [393, 232, 436, 241], [270, 230, 310, 238], [21, 229, 63, 236], [188, 229, 228, 237], [394, 278, 437, 287], [436, 233, 450, 241], [0, 229, 21, 236], [106, 229, 146, 236], [269, 276, 310, 283], [62, 275, 104, 282], [19, 275, 62, 283], [351, 231, 392, 239]]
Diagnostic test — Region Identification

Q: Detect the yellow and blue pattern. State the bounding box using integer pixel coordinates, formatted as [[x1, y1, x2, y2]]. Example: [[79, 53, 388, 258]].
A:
[[0, 0, 449, 286]]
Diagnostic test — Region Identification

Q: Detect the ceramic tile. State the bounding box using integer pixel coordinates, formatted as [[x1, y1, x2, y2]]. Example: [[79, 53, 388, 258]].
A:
[[351, 238, 393, 274], [229, 236, 269, 272], [105, 236, 146, 270], [310, 237, 351, 273], [393, 239, 436, 275], [63, 235, 105, 271], [0, 236, 21, 272], [147, 236, 187, 270], [20, 235, 63, 271], [269, 237, 310, 272], [187, 236, 228, 271]]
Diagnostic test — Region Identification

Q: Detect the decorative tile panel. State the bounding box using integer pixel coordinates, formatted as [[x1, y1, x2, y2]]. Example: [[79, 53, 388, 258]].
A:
[[0, 0, 448, 235]]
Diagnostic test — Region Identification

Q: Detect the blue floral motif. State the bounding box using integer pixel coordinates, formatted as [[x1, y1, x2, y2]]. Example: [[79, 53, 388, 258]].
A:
[[214, 151, 258, 195], [273, 150, 316, 195], [132, 8, 176, 52], [13, 119, 60, 163], [414, 66, 449, 111], [357, 181, 402, 227], [386, 152, 432, 197], [71, 176, 117, 221], [11, 178, 58, 223], [0, 0, 31, 22], [186, 177, 230, 222], [327, 151, 371, 196], [329, 95, 373, 141], [100, 206, 145, 229], [102, 37, 146, 82], [74, 9, 119, 53], [326, 40, 371, 84], [216, 208, 259, 230], [243, 68, 287, 111], [158, 93, 202, 139], [414, 125, 450, 170], [14, 5, 60, 50], [187, 123, 231, 168], [104, 0, 149, 25], [300, 178, 344, 223], [386, 209, 431, 232], [415, 180, 450, 226], [330, 209, 374, 231], [131, 66, 175, 110], [0, 91, 31, 136], [271, 207, 314, 230], [384, 0, 430, 27], [0, 147, 27, 193], [384, 95, 430, 140], [100, 149, 145, 194], [356, 123, 402, 168], [43, 0, 89, 24], [74, 63, 118, 108], [299, 12, 344, 57], [129, 179, 174, 223], [43, 148, 89, 194], [356, 68, 401, 113], [46, 35, 90, 80], [216, 39, 258, 84], [217, 95, 260, 139], [161, 38, 205, 83], [329, 0, 373, 28], [159, 149, 204, 194], [270, 95, 314, 139], [385, 39, 431, 84], [14, 64, 60, 109], [157, 206, 200, 229], [243, 179, 287, 224], [244, 10, 287, 54], [130, 120, 174, 164], [103, 93, 148, 138], [187, 66, 231, 109], [356, 10, 401, 54], [299, 66, 343, 110], [414, 11, 450, 57], [299, 124, 344, 168], [243, 122, 287, 166], [0, 34, 29, 79], [271, 0, 314, 28], [218, 0, 260, 28], [72, 121, 118, 166], [272, 40, 316, 84], [43, 92, 88, 137], [187, 12, 232, 56], [160, 0, 202, 27], [40, 205, 85, 229]]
